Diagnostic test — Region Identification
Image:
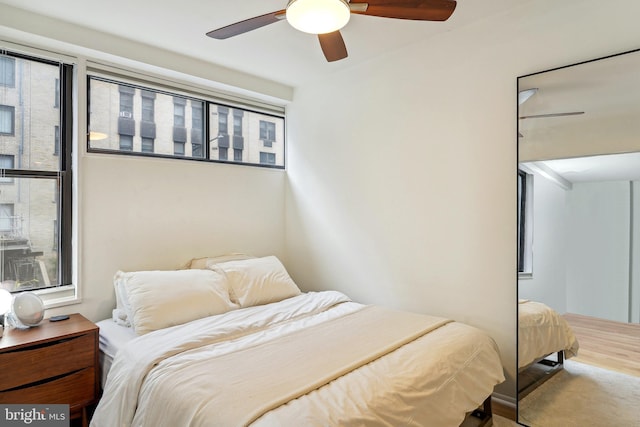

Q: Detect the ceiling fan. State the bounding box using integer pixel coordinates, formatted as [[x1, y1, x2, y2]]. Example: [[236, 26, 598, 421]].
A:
[[206, 0, 457, 62], [518, 88, 585, 137]]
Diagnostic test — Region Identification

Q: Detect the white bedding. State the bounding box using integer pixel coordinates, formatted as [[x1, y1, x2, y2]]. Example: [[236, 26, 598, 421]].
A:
[[96, 318, 137, 387], [92, 291, 505, 427], [518, 299, 579, 369]]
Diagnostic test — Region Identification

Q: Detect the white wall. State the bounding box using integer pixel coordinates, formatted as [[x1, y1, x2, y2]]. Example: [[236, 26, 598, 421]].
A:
[[566, 181, 631, 322], [285, 0, 640, 399], [523, 178, 634, 323], [633, 182, 640, 323], [518, 174, 568, 313], [72, 155, 286, 321]]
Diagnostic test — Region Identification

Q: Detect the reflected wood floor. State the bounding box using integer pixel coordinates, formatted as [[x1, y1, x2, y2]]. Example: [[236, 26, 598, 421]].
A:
[[563, 313, 640, 377]]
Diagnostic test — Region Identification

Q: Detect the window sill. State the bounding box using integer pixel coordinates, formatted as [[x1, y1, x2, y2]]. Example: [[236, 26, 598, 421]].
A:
[[34, 285, 80, 309]]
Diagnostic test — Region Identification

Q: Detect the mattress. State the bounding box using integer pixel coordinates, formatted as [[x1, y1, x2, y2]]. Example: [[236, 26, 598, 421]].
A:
[[93, 291, 505, 427], [518, 299, 580, 369]]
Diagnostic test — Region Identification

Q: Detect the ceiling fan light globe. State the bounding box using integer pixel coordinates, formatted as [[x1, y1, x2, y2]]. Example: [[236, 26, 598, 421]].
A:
[[286, 0, 351, 34]]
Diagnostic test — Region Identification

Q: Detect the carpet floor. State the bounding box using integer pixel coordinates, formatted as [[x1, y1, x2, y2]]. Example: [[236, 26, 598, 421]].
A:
[[518, 359, 640, 426]]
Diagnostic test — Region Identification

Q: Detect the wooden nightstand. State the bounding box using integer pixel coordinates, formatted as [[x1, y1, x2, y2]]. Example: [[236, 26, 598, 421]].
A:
[[0, 313, 99, 427]]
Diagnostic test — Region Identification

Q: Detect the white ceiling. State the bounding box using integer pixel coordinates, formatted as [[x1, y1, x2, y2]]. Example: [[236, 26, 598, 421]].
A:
[[518, 48, 640, 184], [0, 0, 516, 88], [541, 152, 640, 183]]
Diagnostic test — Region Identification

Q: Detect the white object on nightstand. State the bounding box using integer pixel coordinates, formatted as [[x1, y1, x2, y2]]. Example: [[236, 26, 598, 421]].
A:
[[5, 292, 45, 329]]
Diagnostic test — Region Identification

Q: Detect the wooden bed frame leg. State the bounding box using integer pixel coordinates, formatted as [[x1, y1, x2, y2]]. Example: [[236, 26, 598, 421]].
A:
[[483, 396, 492, 418], [465, 396, 493, 427]]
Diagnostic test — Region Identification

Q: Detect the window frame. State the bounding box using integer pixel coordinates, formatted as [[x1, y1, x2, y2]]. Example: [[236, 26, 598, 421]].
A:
[[0, 50, 73, 293], [86, 75, 286, 169], [518, 169, 534, 278]]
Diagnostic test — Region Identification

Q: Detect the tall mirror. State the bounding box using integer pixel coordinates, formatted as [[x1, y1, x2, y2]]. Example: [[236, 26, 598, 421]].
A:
[[517, 49, 640, 426]]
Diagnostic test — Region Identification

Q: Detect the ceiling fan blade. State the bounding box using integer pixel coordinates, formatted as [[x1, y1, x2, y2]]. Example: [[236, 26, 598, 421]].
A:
[[206, 10, 286, 39], [519, 112, 585, 120], [318, 31, 348, 62], [350, 0, 457, 21]]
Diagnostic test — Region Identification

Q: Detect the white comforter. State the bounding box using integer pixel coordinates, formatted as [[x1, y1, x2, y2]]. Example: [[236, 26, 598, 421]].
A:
[[518, 299, 580, 369], [92, 291, 505, 427]]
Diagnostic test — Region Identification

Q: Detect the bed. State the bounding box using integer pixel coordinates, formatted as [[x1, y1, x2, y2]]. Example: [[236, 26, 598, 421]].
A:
[[90, 255, 505, 427], [518, 299, 579, 396]]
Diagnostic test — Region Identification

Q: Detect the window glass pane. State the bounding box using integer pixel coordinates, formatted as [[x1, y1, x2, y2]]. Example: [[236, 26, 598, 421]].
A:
[[142, 97, 154, 122], [89, 77, 205, 159], [141, 137, 154, 153], [88, 76, 284, 167], [0, 106, 15, 135], [0, 177, 59, 291], [209, 103, 284, 167], [174, 103, 185, 127], [0, 55, 60, 172], [0, 56, 16, 87]]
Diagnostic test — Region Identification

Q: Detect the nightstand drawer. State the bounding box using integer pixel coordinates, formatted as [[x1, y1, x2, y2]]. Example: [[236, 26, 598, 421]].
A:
[[0, 367, 95, 408], [0, 333, 95, 391]]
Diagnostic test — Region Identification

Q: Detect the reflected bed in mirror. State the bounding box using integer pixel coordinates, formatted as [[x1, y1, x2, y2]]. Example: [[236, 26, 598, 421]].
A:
[[517, 49, 640, 426]]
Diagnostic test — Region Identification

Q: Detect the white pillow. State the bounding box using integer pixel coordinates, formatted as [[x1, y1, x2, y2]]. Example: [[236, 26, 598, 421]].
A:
[[183, 253, 254, 270], [117, 269, 237, 335], [113, 273, 134, 327], [212, 256, 301, 307]]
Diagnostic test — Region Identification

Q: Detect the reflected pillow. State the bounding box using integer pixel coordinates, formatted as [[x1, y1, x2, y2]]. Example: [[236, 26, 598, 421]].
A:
[[116, 269, 237, 335], [211, 256, 301, 308]]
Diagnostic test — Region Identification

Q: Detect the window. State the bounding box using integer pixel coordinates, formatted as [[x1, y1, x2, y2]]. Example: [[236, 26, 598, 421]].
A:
[[518, 169, 533, 276], [191, 103, 203, 157], [174, 141, 185, 156], [54, 125, 60, 155], [174, 100, 185, 128], [88, 75, 285, 168], [233, 110, 243, 135], [0, 52, 73, 293], [218, 107, 228, 134], [0, 105, 15, 135], [119, 86, 134, 117], [120, 135, 133, 151], [0, 203, 14, 232], [141, 137, 154, 153], [260, 152, 276, 165], [0, 154, 14, 183], [141, 92, 155, 122], [0, 56, 15, 87], [54, 79, 60, 108], [260, 120, 276, 147]]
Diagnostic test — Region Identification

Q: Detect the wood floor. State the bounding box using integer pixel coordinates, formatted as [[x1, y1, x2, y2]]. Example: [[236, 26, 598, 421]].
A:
[[563, 313, 640, 377]]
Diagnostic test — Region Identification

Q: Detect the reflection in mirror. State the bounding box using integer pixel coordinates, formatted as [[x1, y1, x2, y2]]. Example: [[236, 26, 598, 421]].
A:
[[517, 49, 640, 426]]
